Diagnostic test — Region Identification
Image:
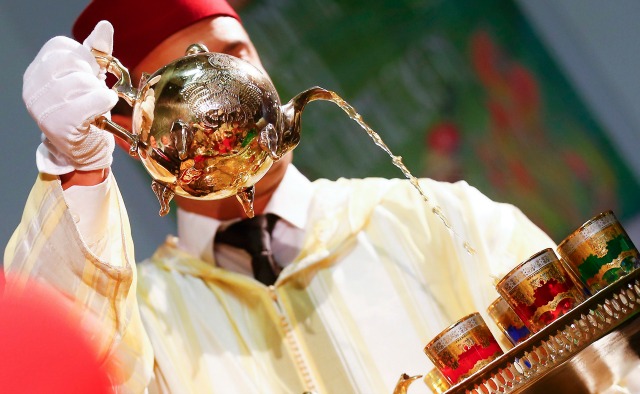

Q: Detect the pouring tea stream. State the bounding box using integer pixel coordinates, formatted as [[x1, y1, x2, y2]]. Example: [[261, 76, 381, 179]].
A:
[[93, 44, 475, 255]]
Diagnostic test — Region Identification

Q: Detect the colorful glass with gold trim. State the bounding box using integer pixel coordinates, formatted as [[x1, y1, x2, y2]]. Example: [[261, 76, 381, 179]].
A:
[[496, 248, 585, 332], [487, 297, 531, 345], [558, 210, 640, 293], [424, 313, 503, 385], [423, 368, 451, 393]]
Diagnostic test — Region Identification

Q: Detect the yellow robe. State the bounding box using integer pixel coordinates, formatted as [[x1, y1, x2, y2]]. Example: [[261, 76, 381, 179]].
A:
[[5, 173, 555, 393]]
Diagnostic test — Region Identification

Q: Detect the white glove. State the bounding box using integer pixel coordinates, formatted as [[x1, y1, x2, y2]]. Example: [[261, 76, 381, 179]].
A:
[[23, 20, 118, 175]]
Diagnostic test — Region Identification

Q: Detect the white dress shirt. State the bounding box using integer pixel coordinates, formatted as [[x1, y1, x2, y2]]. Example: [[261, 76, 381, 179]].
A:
[[64, 164, 312, 274], [64, 175, 115, 264], [176, 164, 312, 275]]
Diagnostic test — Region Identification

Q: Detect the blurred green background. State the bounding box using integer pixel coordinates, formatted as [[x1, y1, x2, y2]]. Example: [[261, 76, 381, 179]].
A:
[[239, 0, 640, 241], [3, 0, 640, 260]]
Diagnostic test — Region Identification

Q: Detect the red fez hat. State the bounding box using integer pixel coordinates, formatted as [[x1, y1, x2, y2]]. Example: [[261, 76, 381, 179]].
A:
[[72, 0, 240, 71]]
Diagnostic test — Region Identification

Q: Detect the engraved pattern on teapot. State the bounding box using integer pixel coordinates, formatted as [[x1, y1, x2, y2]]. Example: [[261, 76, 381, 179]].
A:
[[93, 45, 332, 216]]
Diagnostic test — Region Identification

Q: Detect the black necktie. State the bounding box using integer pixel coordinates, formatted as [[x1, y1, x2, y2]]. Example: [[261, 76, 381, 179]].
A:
[[214, 214, 281, 285]]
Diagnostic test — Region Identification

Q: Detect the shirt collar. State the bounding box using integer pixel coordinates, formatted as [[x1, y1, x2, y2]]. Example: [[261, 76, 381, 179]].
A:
[[176, 164, 312, 263], [263, 163, 312, 230]]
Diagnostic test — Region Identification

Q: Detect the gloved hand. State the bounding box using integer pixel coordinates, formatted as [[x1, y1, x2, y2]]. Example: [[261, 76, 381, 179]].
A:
[[23, 20, 118, 175]]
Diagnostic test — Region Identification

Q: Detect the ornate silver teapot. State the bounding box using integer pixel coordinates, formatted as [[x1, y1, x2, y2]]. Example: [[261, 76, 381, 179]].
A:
[[93, 44, 332, 217]]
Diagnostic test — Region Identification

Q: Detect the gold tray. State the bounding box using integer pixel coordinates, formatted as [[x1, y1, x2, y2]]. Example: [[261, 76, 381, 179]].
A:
[[445, 269, 640, 394]]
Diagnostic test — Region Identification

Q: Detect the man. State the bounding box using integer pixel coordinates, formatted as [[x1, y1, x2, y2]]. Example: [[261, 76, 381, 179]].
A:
[[4, 0, 555, 392]]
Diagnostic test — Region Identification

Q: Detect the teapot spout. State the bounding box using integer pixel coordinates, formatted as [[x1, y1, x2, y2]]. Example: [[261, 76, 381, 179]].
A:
[[278, 87, 334, 157]]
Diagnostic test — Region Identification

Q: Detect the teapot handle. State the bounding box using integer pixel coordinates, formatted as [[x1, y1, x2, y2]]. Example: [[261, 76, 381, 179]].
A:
[[91, 49, 137, 105], [90, 49, 140, 157]]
